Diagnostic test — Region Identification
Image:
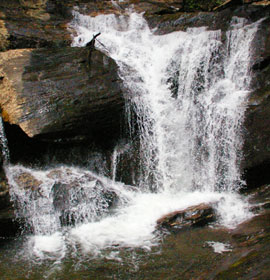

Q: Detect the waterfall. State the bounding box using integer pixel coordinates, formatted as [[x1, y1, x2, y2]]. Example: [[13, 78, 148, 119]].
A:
[[0, 116, 10, 164], [5, 11, 262, 261], [71, 12, 259, 193]]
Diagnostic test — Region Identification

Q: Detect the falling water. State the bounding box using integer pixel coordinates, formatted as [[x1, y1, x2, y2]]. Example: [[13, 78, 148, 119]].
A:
[[71, 12, 259, 193], [111, 141, 131, 181], [0, 116, 10, 164], [5, 11, 262, 261]]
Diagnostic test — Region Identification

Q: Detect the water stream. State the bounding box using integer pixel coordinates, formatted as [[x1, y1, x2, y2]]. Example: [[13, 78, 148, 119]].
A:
[[0, 116, 10, 164], [2, 11, 262, 265]]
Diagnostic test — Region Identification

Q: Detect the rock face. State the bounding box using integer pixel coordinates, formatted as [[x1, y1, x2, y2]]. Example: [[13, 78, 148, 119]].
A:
[[0, 0, 72, 50], [243, 11, 270, 182], [147, 1, 270, 34], [0, 47, 124, 143]]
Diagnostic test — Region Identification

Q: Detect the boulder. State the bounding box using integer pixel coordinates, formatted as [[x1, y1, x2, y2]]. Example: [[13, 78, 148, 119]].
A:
[[0, 46, 124, 143], [157, 203, 216, 229], [49, 171, 118, 226]]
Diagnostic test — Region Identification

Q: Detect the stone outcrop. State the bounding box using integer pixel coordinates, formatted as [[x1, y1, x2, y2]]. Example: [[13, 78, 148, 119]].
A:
[[0, 46, 124, 143], [157, 203, 216, 229], [148, 1, 270, 34]]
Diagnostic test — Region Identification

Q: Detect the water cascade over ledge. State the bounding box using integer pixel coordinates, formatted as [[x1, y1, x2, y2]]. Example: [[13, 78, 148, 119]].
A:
[[4, 11, 263, 262]]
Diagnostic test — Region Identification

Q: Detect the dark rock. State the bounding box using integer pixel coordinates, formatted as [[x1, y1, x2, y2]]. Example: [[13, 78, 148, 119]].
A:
[[157, 203, 216, 229], [0, 179, 11, 210], [252, 56, 270, 71], [246, 184, 270, 211], [146, 2, 270, 34], [243, 15, 270, 174], [51, 174, 118, 226], [0, 0, 73, 50], [0, 207, 20, 238], [213, 0, 243, 11], [0, 46, 124, 144]]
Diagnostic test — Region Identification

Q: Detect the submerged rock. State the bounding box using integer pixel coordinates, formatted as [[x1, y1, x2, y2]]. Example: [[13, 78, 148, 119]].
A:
[[14, 172, 42, 191], [157, 203, 216, 229], [0, 46, 124, 143], [52, 178, 118, 226], [8, 166, 120, 227]]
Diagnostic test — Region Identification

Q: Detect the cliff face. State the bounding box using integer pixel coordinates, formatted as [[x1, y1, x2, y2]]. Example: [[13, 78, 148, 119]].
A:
[[243, 15, 270, 169], [0, 47, 124, 142]]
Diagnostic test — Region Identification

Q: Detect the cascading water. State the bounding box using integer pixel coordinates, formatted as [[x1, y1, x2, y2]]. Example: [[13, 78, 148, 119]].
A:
[[0, 116, 10, 164], [4, 11, 263, 262], [71, 12, 259, 194]]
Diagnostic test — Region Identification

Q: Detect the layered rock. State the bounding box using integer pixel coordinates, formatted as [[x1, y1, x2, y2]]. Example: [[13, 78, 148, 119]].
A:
[[0, 0, 73, 50], [147, 1, 270, 34], [0, 46, 124, 143]]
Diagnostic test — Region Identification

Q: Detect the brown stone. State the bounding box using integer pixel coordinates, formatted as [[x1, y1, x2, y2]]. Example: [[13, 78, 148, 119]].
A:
[[0, 46, 124, 143], [14, 172, 42, 190], [157, 203, 216, 229]]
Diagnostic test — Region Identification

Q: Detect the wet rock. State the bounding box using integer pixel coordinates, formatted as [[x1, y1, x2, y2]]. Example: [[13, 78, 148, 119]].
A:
[[0, 179, 10, 210], [14, 172, 42, 191], [146, 1, 270, 34], [51, 174, 118, 226], [157, 203, 216, 229], [213, 0, 243, 11], [246, 184, 270, 213], [47, 169, 65, 180], [0, 46, 124, 144], [243, 14, 270, 176]]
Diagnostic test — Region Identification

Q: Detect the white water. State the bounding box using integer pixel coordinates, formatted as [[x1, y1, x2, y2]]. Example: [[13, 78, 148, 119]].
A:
[[5, 12, 262, 261], [71, 13, 259, 193], [0, 116, 10, 164], [206, 241, 232, 254]]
